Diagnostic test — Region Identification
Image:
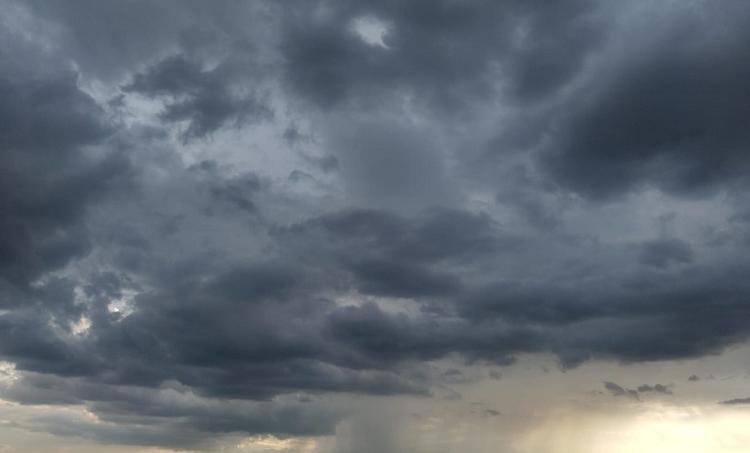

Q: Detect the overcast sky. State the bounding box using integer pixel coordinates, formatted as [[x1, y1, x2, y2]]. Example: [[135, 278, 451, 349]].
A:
[[1, 0, 750, 452]]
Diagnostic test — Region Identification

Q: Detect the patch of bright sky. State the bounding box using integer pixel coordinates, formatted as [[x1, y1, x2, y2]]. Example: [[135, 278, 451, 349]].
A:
[[2, 342, 750, 452], [349, 16, 391, 49]]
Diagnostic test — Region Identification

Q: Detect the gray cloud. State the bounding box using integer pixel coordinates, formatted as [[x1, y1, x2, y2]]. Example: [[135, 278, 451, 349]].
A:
[[541, 2, 750, 199], [124, 55, 272, 141], [603, 381, 673, 400], [638, 238, 694, 268], [279, 0, 602, 112], [719, 397, 750, 406], [0, 29, 129, 291], [2, 0, 750, 449], [603, 382, 639, 400], [636, 384, 673, 395], [9, 375, 340, 449]]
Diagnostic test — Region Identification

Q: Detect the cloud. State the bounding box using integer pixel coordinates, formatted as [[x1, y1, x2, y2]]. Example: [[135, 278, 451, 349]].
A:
[[278, 0, 602, 111], [603, 382, 639, 400], [636, 384, 673, 395], [637, 238, 694, 268], [603, 382, 673, 400], [0, 28, 129, 290], [14, 382, 340, 449], [20, 0, 269, 81], [2, 0, 750, 449], [720, 397, 750, 406], [124, 54, 272, 141], [541, 2, 750, 199]]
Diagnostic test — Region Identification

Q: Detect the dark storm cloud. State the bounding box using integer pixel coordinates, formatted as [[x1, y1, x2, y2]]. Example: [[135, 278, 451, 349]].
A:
[[0, 309, 92, 376], [295, 208, 512, 264], [4, 198, 750, 446], [38, 207, 525, 402], [4, 0, 750, 449], [459, 284, 600, 325], [0, 31, 128, 289], [21, 0, 269, 80], [124, 55, 272, 140], [637, 238, 694, 268], [1, 257, 430, 394], [542, 2, 750, 199], [348, 259, 463, 298], [561, 281, 750, 366], [327, 302, 537, 366], [277, 207, 521, 299], [278, 0, 602, 111], [8, 374, 340, 449], [0, 262, 423, 445], [188, 160, 265, 214], [452, 268, 750, 367]]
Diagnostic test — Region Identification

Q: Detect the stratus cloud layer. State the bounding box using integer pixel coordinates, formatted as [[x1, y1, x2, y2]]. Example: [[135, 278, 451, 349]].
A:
[[1, 0, 750, 450]]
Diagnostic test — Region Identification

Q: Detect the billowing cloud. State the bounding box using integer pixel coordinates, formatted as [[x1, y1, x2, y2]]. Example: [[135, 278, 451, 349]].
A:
[[124, 55, 272, 141], [2, 0, 750, 450]]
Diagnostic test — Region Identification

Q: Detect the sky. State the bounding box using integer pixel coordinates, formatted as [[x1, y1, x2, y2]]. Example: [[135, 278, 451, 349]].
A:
[[1, 0, 750, 451]]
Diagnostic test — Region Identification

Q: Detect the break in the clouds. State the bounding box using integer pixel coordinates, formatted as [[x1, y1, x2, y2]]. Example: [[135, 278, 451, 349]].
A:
[[2, 0, 750, 451]]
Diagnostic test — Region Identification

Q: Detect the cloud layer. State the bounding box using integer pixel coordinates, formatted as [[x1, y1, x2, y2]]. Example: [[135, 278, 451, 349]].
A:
[[2, 0, 750, 449]]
